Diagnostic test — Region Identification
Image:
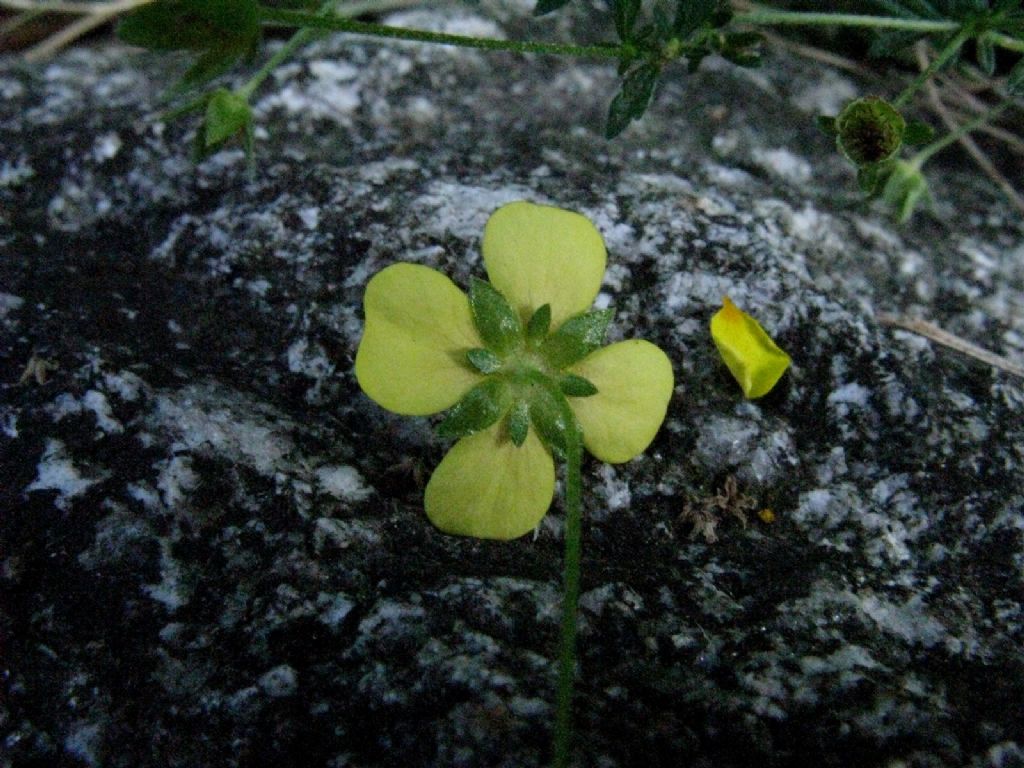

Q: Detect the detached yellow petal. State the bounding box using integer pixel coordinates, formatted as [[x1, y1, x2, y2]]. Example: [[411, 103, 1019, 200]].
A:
[[710, 296, 791, 399], [355, 263, 483, 416], [425, 425, 555, 540], [568, 340, 674, 464], [482, 201, 606, 329]]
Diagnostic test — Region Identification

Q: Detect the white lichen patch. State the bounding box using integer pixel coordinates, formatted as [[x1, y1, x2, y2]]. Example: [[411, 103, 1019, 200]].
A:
[[750, 147, 812, 184], [149, 383, 296, 478], [315, 465, 372, 503], [27, 439, 104, 510]]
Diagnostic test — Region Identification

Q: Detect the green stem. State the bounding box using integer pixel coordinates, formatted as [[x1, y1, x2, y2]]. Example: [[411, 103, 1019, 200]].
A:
[[257, 5, 623, 59], [912, 98, 1014, 167], [893, 26, 970, 108], [552, 430, 584, 768], [733, 8, 958, 34], [240, 0, 339, 99]]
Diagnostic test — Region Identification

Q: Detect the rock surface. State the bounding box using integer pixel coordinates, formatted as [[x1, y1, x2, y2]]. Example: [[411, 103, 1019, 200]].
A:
[[2, 5, 1023, 768]]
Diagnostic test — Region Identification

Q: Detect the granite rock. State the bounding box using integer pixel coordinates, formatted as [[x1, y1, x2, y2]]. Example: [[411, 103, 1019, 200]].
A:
[[1, 5, 1023, 768]]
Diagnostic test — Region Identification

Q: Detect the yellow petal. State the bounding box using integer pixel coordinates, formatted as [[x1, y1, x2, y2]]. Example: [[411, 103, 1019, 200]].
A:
[[568, 340, 674, 464], [710, 296, 791, 399], [482, 201, 606, 329], [355, 263, 483, 416], [424, 425, 555, 540]]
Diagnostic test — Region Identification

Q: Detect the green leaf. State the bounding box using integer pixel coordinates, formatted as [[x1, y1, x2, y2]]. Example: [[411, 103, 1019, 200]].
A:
[[527, 381, 577, 460], [559, 374, 598, 397], [533, 0, 571, 15], [606, 62, 660, 139], [469, 278, 523, 356], [1008, 57, 1024, 95], [467, 348, 503, 374], [902, 120, 934, 146], [203, 88, 252, 148], [507, 400, 529, 447], [179, 44, 248, 92], [526, 303, 551, 344], [118, 0, 259, 51], [539, 308, 614, 369], [437, 377, 512, 439], [613, 0, 642, 42]]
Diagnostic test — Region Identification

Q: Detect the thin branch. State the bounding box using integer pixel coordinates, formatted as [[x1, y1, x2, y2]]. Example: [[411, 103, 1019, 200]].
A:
[[0, 0, 149, 13], [878, 314, 1024, 379], [915, 42, 1024, 215]]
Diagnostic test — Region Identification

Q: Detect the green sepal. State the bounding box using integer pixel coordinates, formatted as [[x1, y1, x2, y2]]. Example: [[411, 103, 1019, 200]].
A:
[[437, 377, 512, 440], [559, 374, 598, 398], [856, 159, 895, 197], [606, 62, 660, 139], [540, 308, 614, 369], [527, 380, 578, 461], [469, 278, 523, 356], [507, 400, 529, 447], [815, 115, 838, 137], [882, 161, 930, 224], [203, 88, 252, 148], [526, 304, 552, 344], [902, 120, 934, 146], [533, 0, 571, 15], [466, 348, 503, 374], [836, 96, 906, 167]]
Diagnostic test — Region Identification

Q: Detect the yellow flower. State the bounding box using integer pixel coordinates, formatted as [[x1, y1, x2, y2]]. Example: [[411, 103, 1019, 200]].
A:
[[710, 296, 791, 399], [355, 201, 674, 540]]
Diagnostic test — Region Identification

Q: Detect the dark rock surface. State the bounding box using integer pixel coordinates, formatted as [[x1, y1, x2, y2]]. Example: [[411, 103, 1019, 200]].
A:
[[2, 5, 1023, 767]]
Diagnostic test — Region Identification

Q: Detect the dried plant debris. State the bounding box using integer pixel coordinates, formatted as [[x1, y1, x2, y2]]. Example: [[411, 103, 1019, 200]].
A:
[[17, 352, 59, 386], [679, 475, 758, 544]]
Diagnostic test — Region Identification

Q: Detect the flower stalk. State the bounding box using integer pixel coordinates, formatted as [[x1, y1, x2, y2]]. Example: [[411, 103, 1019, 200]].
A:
[[553, 421, 583, 768]]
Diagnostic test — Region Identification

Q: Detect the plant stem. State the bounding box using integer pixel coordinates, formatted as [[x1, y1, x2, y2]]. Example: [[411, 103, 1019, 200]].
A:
[[913, 98, 1014, 167], [733, 8, 958, 34], [893, 27, 969, 108], [552, 430, 584, 768], [240, 0, 339, 99], [257, 5, 623, 59]]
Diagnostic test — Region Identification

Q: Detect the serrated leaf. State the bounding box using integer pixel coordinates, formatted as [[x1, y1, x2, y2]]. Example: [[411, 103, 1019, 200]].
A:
[[605, 62, 660, 139], [469, 278, 523, 356], [539, 308, 614, 369], [533, 0, 571, 16], [559, 374, 598, 397], [467, 348, 503, 374], [613, 0, 642, 42], [903, 120, 934, 146], [507, 400, 529, 447], [204, 88, 252, 147], [526, 303, 551, 344], [437, 377, 512, 439], [1009, 57, 1024, 95]]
